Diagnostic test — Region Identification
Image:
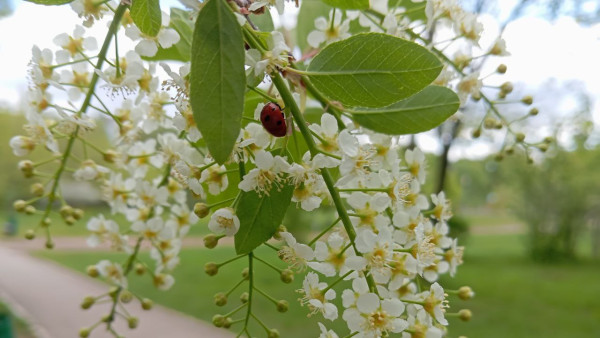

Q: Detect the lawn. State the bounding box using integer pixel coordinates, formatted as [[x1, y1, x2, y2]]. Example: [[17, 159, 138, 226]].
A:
[[0, 301, 35, 338], [37, 233, 600, 337]]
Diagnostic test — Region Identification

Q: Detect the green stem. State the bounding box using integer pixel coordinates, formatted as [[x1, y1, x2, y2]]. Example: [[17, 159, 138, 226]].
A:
[[253, 255, 283, 273], [241, 252, 254, 334], [308, 217, 341, 246]]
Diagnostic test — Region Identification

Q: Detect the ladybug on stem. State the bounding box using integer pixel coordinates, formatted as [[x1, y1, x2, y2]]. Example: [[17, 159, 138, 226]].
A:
[[260, 102, 287, 137]]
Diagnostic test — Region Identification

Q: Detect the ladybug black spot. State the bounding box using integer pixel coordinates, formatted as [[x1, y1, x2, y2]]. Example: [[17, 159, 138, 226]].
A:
[[271, 106, 276, 111], [277, 121, 282, 126], [264, 115, 270, 122]]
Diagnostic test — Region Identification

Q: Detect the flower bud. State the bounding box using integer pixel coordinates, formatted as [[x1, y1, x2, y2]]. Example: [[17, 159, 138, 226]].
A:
[[60, 205, 73, 218], [203, 234, 219, 249], [515, 133, 525, 142], [459, 309, 472, 321], [273, 224, 287, 240], [500, 82, 513, 94], [529, 107, 539, 116], [81, 296, 95, 309], [504, 146, 514, 155], [141, 298, 153, 310], [223, 317, 233, 329], [458, 286, 474, 300], [494, 121, 503, 130], [128, 316, 139, 329], [24, 230, 35, 240], [24, 205, 36, 215], [212, 314, 225, 327], [193, 202, 210, 218], [65, 216, 76, 226], [30, 183, 45, 197], [268, 329, 280, 338], [41, 218, 51, 227], [87, 265, 99, 277], [544, 136, 554, 143], [205, 262, 219, 276], [496, 64, 507, 74], [276, 300, 289, 313], [240, 292, 249, 303], [135, 263, 146, 275], [280, 269, 294, 284], [214, 292, 227, 306], [494, 154, 504, 162], [45, 240, 54, 249], [109, 287, 120, 298], [103, 150, 119, 163], [13, 200, 27, 212], [538, 144, 548, 152], [471, 91, 481, 101], [79, 328, 90, 338], [241, 268, 249, 280], [483, 117, 496, 129], [18, 160, 34, 178], [72, 208, 84, 220], [120, 290, 133, 303], [471, 128, 481, 138], [521, 95, 533, 105]]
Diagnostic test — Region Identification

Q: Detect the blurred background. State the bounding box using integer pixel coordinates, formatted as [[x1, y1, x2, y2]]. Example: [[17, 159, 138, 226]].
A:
[[1, 0, 600, 337]]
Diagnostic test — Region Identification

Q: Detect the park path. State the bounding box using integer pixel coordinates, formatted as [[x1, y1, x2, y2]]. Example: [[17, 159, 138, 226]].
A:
[[0, 244, 232, 338]]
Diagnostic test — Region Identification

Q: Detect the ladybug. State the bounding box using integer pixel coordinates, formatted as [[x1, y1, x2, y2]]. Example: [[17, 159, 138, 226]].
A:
[[260, 102, 287, 137]]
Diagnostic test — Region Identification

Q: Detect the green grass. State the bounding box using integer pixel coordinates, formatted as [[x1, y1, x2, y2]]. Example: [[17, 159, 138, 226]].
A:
[[460, 207, 523, 227], [37, 234, 600, 338]]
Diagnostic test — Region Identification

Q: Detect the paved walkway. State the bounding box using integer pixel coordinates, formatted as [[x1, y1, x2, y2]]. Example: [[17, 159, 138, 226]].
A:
[[0, 245, 232, 338]]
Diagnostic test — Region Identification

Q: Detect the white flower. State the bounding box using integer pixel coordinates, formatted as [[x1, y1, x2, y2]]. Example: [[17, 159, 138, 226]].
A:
[[443, 239, 464, 277], [248, 0, 285, 14], [238, 150, 290, 195], [153, 270, 176, 290], [96, 260, 127, 287], [307, 10, 351, 48], [53, 25, 97, 63], [298, 272, 338, 320], [457, 72, 482, 104], [279, 231, 314, 271], [9, 136, 35, 156], [208, 208, 240, 236], [346, 192, 391, 231], [199, 164, 229, 195], [309, 232, 367, 277], [405, 148, 426, 184], [132, 217, 165, 240], [490, 37, 510, 56], [343, 293, 407, 337], [318, 322, 339, 338], [125, 12, 180, 57], [309, 113, 340, 154], [70, 0, 113, 27], [421, 282, 449, 325], [74, 159, 110, 181], [245, 31, 290, 76]]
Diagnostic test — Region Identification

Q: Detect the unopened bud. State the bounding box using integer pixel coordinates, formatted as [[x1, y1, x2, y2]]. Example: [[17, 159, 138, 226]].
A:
[[268, 329, 280, 338], [483, 117, 496, 129], [459, 309, 472, 321], [193, 203, 210, 218], [60, 205, 73, 218], [135, 263, 146, 275], [494, 154, 504, 162], [496, 64, 507, 74], [141, 298, 153, 310], [538, 144, 548, 152], [13, 200, 27, 212], [544, 136, 554, 143], [505, 146, 514, 155], [128, 316, 139, 329], [87, 265, 99, 277], [120, 290, 133, 303], [214, 292, 227, 306], [41, 218, 51, 227], [515, 133, 526, 142], [81, 296, 95, 309], [203, 234, 219, 249], [521, 95, 533, 105], [223, 317, 233, 329], [24, 205, 36, 215], [30, 183, 45, 197], [273, 224, 287, 240], [212, 314, 225, 327], [109, 287, 120, 298], [65, 216, 76, 226], [529, 107, 539, 116], [471, 91, 481, 101], [45, 240, 54, 249], [494, 121, 503, 130], [276, 300, 289, 313], [240, 292, 249, 303], [79, 328, 90, 338], [19, 160, 35, 178], [24, 230, 35, 240], [500, 82, 513, 94], [204, 262, 219, 276], [242, 268, 249, 280], [472, 128, 481, 138], [280, 269, 294, 284], [103, 150, 119, 163], [72, 208, 84, 220], [458, 286, 475, 300]]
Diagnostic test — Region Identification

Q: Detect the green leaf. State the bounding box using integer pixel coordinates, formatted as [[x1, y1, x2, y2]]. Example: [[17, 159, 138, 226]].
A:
[[235, 181, 294, 255], [296, 1, 332, 52], [306, 33, 442, 108], [190, 0, 246, 164], [170, 8, 194, 61], [25, 0, 73, 5], [142, 44, 186, 62], [130, 0, 162, 37], [322, 0, 369, 9], [393, 0, 427, 22], [249, 11, 274, 32], [350, 86, 460, 135]]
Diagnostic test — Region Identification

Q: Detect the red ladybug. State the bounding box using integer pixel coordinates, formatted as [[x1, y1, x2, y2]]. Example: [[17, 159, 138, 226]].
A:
[[260, 102, 287, 137]]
